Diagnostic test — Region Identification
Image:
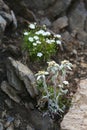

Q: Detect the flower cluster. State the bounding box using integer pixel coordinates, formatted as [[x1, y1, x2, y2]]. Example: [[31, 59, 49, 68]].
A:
[[23, 23, 62, 62], [35, 60, 73, 119]]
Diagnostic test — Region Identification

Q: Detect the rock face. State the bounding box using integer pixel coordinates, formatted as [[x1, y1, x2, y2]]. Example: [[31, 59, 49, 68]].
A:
[[0, 0, 17, 26], [46, 0, 72, 18], [7, 57, 38, 98], [26, 109, 60, 130], [0, 122, 3, 130], [77, 31, 87, 43], [0, 0, 17, 42], [4, 0, 87, 46], [0, 15, 6, 41], [68, 1, 87, 31], [40, 17, 51, 27], [0, 0, 9, 12], [52, 16, 68, 33], [4, 0, 37, 22], [24, 0, 55, 10], [61, 79, 87, 130], [1, 81, 21, 103]]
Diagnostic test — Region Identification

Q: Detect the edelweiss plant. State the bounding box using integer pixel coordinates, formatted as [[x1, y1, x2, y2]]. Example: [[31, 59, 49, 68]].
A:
[[35, 60, 72, 119], [23, 23, 61, 62]]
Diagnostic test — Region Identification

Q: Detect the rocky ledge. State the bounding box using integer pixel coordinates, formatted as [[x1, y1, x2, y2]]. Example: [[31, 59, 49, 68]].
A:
[[61, 79, 87, 130]]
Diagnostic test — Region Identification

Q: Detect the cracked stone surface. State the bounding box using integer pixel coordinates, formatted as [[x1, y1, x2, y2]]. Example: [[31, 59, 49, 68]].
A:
[[61, 79, 87, 130]]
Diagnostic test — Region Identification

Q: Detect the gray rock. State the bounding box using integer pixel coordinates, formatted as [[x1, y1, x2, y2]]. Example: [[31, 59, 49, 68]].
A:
[[0, 15, 6, 41], [23, 0, 55, 10], [61, 79, 87, 130], [40, 17, 51, 27], [7, 57, 38, 98], [7, 44, 21, 57], [0, 10, 17, 29], [61, 31, 72, 42], [52, 16, 68, 33], [46, 0, 72, 18], [0, 11, 12, 24], [6, 0, 71, 20], [69, 1, 87, 31], [1, 81, 21, 103], [0, 0, 10, 12], [61, 31, 75, 51], [77, 31, 87, 44], [7, 60, 24, 92], [0, 0, 17, 43], [0, 15, 6, 31], [5, 0, 37, 22], [0, 122, 3, 130], [28, 110, 60, 130], [0, 0, 17, 27]]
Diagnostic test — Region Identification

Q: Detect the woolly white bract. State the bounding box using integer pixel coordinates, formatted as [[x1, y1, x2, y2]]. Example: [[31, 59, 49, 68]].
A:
[[36, 60, 72, 118]]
